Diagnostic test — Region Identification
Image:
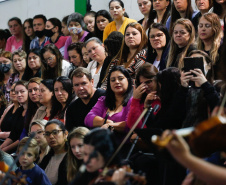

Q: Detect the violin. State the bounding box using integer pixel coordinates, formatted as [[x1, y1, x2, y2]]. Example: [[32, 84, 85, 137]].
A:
[[0, 161, 27, 185], [91, 165, 147, 185], [151, 115, 226, 157]]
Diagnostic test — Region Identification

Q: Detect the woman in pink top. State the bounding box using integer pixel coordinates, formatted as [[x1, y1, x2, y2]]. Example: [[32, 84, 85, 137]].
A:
[[5, 17, 23, 53]]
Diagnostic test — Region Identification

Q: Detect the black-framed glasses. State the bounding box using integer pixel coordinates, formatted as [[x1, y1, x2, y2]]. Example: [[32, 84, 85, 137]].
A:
[[44, 130, 64, 137]]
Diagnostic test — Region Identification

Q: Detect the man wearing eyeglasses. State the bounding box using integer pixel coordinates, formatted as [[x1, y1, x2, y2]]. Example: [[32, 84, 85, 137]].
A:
[[65, 67, 105, 131]]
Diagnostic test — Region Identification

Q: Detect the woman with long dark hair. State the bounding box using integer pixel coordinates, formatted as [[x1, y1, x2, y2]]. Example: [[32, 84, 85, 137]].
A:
[[22, 49, 42, 81], [146, 23, 170, 70], [85, 66, 133, 142], [94, 10, 113, 41], [32, 79, 54, 121], [22, 18, 35, 53], [213, 0, 226, 25], [44, 18, 68, 57], [40, 44, 72, 79], [0, 29, 11, 54], [166, 0, 198, 34], [40, 119, 68, 185], [147, 0, 171, 30], [50, 76, 72, 123], [137, 0, 152, 30]]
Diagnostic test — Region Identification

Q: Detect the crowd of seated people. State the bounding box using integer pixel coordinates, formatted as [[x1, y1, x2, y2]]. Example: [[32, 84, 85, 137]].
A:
[[0, 0, 225, 184]]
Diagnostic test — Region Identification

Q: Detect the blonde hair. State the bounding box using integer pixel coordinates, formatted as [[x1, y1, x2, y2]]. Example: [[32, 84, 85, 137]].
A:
[[17, 137, 40, 160], [197, 13, 222, 65], [12, 49, 27, 74], [166, 18, 195, 69], [67, 127, 89, 182]]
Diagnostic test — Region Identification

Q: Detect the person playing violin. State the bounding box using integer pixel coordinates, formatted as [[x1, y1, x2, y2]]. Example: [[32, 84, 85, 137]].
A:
[[69, 128, 146, 185], [161, 129, 226, 185]]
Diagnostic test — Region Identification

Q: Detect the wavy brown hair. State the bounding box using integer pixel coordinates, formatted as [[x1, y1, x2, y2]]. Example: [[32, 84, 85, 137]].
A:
[[166, 18, 195, 69], [197, 13, 222, 65], [111, 22, 147, 68]]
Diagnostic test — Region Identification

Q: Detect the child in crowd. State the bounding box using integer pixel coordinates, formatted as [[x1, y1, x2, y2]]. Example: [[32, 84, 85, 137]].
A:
[[16, 137, 51, 185]]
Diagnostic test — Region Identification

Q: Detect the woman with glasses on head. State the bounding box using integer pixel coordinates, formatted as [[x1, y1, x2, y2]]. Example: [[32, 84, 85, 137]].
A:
[[0, 83, 19, 140], [40, 44, 72, 79], [197, 13, 223, 79], [29, 119, 50, 164], [0, 81, 28, 153], [22, 49, 42, 81], [39, 119, 68, 185], [146, 23, 170, 71]]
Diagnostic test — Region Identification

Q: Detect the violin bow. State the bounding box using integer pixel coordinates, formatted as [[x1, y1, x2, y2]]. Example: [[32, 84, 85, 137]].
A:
[[104, 108, 148, 168], [217, 92, 226, 117]]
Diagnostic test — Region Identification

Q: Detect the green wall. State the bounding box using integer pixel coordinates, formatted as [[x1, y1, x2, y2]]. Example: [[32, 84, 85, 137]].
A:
[[74, 0, 86, 15]]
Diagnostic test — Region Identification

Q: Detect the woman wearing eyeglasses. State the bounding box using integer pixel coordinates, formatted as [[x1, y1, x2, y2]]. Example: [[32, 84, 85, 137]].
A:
[[29, 119, 50, 164], [127, 63, 160, 129], [146, 23, 170, 71], [39, 119, 68, 185], [197, 13, 222, 78], [40, 44, 72, 79]]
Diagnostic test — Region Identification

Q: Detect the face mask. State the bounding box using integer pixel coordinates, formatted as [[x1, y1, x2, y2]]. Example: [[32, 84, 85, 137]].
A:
[[0, 63, 11, 73], [68, 27, 83, 34], [44, 28, 55, 38], [35, 30, 45, 38]]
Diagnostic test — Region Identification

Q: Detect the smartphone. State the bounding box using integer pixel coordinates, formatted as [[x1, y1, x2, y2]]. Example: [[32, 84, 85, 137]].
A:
[[183, 57, 205, 75]]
